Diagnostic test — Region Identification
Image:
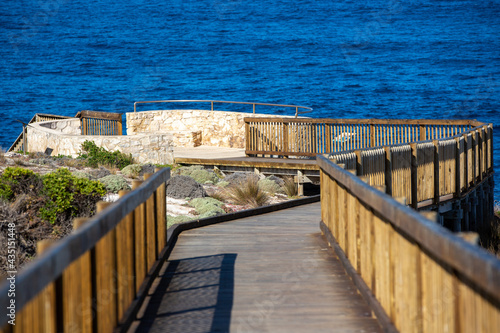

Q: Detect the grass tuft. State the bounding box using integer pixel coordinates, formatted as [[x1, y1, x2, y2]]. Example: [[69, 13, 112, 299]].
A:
[[282, 176, 298, 197], [223, 178, 269, 208]]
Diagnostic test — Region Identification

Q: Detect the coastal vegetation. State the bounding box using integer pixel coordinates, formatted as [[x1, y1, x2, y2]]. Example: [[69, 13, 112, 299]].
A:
[[78, 140, 134, 169]]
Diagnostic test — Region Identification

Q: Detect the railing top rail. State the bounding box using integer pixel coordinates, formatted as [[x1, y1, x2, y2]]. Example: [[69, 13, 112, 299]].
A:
[[75, 110, 123, 120], [244, 117, 480, 126], [0, 168, 170, 326], [133, 99, 313, 117], [317, 155, 500, 301]]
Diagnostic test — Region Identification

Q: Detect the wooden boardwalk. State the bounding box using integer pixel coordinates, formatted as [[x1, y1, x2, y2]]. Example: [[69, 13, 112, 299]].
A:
[[128, 203, 381, 333]]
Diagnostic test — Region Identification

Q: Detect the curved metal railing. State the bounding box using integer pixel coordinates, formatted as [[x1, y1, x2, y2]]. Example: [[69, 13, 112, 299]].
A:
[[133, 99, 313, 118]]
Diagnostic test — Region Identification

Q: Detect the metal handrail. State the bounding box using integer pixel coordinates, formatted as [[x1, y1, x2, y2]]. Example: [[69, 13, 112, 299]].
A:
[[133, 99, 313, 118]]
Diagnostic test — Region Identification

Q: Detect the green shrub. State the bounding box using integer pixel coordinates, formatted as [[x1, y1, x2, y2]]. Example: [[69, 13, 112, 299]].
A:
[[40, 168, 106, 224], [0, 167, 41, 201], [258, 178, 282, 195], [72, 171, 92, 180], [121, 164, 143, 178], [189, 197, 225, 216], [78, 140, 134, 169], [175, 165, 220, 184], [167, 215, 193, 228], [98, 175, 131, 193]]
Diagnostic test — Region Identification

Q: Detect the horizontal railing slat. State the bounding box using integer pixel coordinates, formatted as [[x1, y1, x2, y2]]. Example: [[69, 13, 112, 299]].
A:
[[318, 155, 500, 301]]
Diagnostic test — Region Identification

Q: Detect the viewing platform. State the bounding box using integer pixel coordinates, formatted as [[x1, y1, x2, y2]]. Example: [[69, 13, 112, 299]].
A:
[[2, 100, 498, 333]]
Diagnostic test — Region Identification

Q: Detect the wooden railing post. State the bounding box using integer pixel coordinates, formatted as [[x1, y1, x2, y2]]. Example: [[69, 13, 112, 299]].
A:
[[410, 143, 418, 208], [419, 124, 426, 141], [143, 173, 157, 270], [37, 240, 57, 333], [455, 137, 462, 198], [94, 201, 118, 332], [433, 140, 440, 205], [370, 124, 376, 147], [117, 190, 136, 320], [61, 218, 93, 333], [384, 146, 392, 196], [283, 121, 289, 157], [155, 167, 167, 254], [132, 180, 147, 293], [354, 150, 363, 177]]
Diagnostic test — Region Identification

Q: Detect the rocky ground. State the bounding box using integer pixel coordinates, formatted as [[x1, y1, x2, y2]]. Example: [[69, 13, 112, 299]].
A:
[[0, 151, 300, 274]]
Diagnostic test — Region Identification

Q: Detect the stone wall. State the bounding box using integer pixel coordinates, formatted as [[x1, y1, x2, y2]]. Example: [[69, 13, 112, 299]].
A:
[[27, 120, 174, 164], [126, 110, 291, 148]]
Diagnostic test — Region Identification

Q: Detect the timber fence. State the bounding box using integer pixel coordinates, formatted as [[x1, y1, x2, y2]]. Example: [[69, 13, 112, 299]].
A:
[[0, 168, 169, 332], [318, 155, 500, 333], [244, 118, 477, 157]]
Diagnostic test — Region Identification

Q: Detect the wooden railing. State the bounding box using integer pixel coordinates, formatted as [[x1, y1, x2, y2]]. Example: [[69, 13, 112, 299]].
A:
[[328, 124, 493, 207], [318, 156, 500, 333], [76, 110, 123, 136], [0, 168, 169, 332], [244, 118, 476, 157], [8, 113, 71, 152]]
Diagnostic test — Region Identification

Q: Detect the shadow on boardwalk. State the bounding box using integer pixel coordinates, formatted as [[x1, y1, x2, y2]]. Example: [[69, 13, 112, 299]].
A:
[[130, 203, 381, 333], [133, 254, 237, 333]]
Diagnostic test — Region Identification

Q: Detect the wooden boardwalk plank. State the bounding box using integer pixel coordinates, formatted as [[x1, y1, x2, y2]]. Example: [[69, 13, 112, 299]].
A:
[[128, 203, 382, 333]]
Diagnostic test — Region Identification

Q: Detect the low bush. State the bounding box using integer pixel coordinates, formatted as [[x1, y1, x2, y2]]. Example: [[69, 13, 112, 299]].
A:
[[98, 174, 131, 193], [121, 164, 143, 178], [167, 215, 192, 228], [258, 178, 282, 195], [175, 165, 220, 184], [0, 167, 42, 201], [78, 140, 134, 170], [40, 168, 106, 224], [189, 197, 225, 216]]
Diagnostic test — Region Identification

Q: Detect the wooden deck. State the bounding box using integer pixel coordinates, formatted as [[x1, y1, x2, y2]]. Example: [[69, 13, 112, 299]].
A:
[[128, 203, 382, 333]]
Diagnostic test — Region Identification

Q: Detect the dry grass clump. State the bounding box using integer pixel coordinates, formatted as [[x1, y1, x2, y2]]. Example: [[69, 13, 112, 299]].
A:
[[209, 189, 226, 203], [282, 177, 298, 197], [222, 178, 269, 208]]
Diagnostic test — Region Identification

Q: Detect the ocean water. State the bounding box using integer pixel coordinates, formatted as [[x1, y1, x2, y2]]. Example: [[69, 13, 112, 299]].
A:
[[1, 0, 499, 199]]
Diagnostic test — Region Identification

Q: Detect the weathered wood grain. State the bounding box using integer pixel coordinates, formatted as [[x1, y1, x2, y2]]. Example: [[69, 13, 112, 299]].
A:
[[129, 203, 382, 333]]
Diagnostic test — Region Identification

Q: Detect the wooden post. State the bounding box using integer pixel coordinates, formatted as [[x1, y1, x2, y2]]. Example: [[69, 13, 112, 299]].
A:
[[143, 173, 157, 271], [384, 147, 392, 196], [94, 202, 118, 332], [354, 150, 363, 177], [454, 137, 462, 198], [283, 121, 289, 158], [132, 180, 147, 293], [410, 143, 418, 208], [370, 124, 376, 147], [36, 240, 57, 333], [433, 140, 440, 205], [419, 124, 426, 141], [155, 167, 167, 254], [117, 190, 136, 320]]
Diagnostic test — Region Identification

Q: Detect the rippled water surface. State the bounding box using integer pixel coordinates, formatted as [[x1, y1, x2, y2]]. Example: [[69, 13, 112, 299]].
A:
[[1, 0, 499, 198]]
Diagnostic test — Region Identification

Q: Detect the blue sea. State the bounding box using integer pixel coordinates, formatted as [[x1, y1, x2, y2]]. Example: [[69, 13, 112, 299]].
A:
[[1, 0, 499, 199]]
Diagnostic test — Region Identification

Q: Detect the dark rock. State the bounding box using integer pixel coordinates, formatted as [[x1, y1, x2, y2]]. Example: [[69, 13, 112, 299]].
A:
[[224, 172, 260, 185], [166, 175, 206, 199], [266, 175, 285, 187]]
